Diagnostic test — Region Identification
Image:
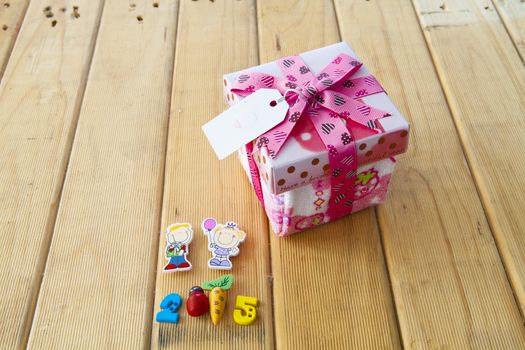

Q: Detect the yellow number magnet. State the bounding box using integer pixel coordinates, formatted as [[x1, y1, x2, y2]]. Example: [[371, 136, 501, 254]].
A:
[[233, 295, 258, 326]]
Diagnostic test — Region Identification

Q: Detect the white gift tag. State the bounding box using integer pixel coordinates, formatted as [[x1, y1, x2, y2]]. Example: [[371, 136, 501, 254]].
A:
[[202, 88, 289, 160]]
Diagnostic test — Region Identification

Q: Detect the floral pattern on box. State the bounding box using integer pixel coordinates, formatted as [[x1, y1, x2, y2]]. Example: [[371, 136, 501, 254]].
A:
[[261, 158, 395, 236]]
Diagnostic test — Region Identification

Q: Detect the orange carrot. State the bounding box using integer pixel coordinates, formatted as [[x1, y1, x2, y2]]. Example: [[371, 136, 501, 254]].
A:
[[202, 275, 234, 325]]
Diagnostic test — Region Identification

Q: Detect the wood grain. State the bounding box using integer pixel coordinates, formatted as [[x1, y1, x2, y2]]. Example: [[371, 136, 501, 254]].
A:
[[26, 0, 177, 348], [257, 1, 401, 348], [412, 0, 525, 318], [0, 0, 29, 80], [492, 0, 525, 62], [1, 0, 523, 347], [335, 0, 525, 348], [0, 0, 103, 348], [150, 1, 272, 349]]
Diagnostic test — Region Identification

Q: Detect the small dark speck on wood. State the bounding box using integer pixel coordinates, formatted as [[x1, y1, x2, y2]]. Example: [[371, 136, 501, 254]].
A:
[[51, 19, 57, 27], [2, 24, 8, 31], [267, 275, 274, 285], [275, 34, 281, 51], [72, 6, 80, 18], [439, 3, 447, 10], [3, 2, 10, 8]]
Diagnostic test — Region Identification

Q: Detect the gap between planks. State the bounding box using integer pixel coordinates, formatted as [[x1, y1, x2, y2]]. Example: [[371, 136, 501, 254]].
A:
[[335, 0, 525, 348], [0, 0, 105, 348], [412, 0, 525, 320], [151, 1, 272, 349], [145, 0, 181, 347], [258, 0, 401, 348], [412, 0, 525, 322], [25, 2, 108, 347], [0, 0, 30, 82], [491, 0, 525, 63], [26, 0, 177, 348]]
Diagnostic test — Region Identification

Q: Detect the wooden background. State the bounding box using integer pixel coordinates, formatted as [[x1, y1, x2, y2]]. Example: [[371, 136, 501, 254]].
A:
[[1, 0, 525, 348]]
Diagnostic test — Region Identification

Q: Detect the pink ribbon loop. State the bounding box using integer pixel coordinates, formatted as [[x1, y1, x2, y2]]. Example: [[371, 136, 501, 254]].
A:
[[230, 53, 389, 221], [254, 54, 387, 156]]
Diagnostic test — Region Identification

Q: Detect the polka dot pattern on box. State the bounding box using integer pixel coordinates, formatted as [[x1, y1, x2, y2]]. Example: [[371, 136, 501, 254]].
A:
[[356, 129, 408, 164], [274, 155, 328, 191], [270, 128, 408, 193]]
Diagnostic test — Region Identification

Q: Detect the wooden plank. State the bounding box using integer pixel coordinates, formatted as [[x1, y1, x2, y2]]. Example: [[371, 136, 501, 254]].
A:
[[150, 1, 273, 349], [0, 0, 29, 80], [334, 0, 525, 348], [0, 0, 104, 348], [412, 0, 525, 318], [257, 1, 401, 349], [492, 0, 525, 62], [26, 0, 177, 348]]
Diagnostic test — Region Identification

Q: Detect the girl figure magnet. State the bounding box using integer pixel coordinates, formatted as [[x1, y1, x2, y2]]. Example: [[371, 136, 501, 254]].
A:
[[201, 218, 246, 270]]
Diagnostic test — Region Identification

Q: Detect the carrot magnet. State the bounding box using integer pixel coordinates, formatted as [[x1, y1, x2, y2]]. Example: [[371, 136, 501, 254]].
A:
[[163, 223, 193, 272], [201, 218, 246, 270], [202, 275, 234, 325]]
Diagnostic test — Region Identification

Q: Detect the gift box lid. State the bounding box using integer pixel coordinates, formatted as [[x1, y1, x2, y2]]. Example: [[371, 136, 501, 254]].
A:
[[223, 42, 409, 195]]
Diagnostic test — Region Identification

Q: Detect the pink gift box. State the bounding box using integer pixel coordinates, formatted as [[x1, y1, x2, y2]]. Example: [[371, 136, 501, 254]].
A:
[[222, 42, 409, 236]]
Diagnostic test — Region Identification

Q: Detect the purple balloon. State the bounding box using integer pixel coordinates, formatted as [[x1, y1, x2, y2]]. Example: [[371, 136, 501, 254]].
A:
[[202, 218, 216, 231]]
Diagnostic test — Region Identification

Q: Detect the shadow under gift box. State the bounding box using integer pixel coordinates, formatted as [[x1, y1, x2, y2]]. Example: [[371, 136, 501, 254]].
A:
[[223, 42, 409, 236]]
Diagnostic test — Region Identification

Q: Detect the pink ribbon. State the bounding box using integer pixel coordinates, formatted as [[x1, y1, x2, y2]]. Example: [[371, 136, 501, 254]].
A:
[[231, 54, 389, 220]]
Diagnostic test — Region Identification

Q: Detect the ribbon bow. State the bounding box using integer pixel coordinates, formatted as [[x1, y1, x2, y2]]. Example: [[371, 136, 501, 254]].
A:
[[230, 54, 389, 220]]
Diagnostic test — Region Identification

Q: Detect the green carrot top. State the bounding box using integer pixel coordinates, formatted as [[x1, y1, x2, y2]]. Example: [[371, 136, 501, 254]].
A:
[[202, 274, 234, 291]]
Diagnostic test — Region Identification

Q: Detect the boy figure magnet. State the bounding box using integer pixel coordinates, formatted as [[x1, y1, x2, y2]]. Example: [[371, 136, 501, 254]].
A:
[[163, 223, 193, 272]]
